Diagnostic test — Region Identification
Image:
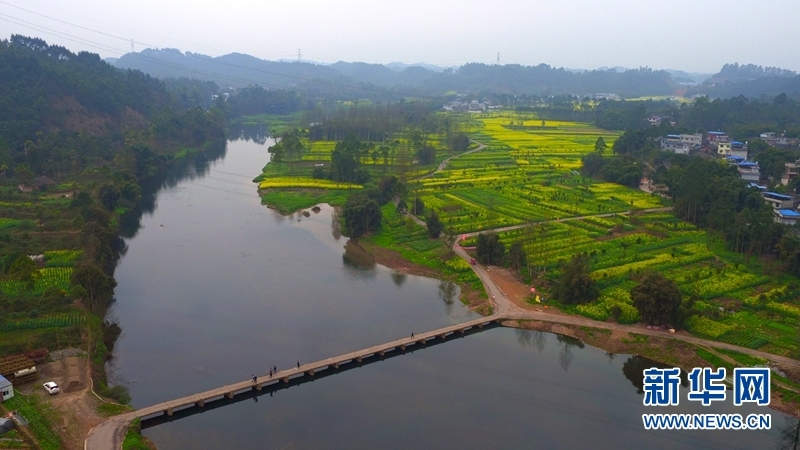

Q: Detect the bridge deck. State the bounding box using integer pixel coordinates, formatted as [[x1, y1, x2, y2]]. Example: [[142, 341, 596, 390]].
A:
[[135, 314, 504, 419]]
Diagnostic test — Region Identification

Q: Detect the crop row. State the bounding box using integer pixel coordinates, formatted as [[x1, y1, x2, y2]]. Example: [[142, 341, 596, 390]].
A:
[[0, 313, 86, 332]]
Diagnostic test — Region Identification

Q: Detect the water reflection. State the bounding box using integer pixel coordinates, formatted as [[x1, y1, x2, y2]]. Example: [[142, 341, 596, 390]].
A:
[[342, 240, 376, 273], [438, 280, 457, 315], [228, 124, 270, 144], [118, 141, 227, 241], [514, 328, 546, 353], [556, 334, 584, 372], [330, 207, 342, 240], [391, 272, 407, 287], [621, 355, 689, 394]]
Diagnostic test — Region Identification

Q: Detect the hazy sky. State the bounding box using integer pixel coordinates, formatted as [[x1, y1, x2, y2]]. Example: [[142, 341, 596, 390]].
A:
[[2, 0, 799, 73]]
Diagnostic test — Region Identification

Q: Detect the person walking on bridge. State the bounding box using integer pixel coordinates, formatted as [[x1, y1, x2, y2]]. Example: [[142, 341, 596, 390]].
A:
[[252, 374, 257, 383], [297, 361, 300, 369]]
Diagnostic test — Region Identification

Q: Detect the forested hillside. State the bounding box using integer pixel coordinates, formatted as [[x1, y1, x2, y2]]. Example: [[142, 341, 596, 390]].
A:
[[0, 36, 226, 410]]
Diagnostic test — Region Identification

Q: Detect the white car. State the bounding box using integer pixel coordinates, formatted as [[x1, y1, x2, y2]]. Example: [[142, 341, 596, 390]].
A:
[[43, 381, 60, 395]]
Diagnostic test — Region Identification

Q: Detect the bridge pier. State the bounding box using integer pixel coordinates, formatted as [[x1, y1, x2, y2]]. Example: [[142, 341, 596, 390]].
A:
[[305, 369, 314, 376], [378, 350, 385, 356], [254, 383, 262, 391], [329, 362, 339, 369], [195, 399, 204, 408], [458, 328, 465, 334], [225, 391, 233, 399], [281, 377, 289, 383], [356, 356, 363, 363], [166, 407, 173, 416], [400, 344, 406, 350], [438, 333, 446, 339]]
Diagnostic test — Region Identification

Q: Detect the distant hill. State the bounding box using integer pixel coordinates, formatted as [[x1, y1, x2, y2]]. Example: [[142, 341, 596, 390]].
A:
[[692, 63, 800, 98], [706, 63, 796, 84], [113, 49, 678, 98], [385, 62, 450, 73]]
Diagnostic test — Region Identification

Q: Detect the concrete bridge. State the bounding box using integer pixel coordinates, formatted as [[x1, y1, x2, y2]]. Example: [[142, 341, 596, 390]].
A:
[[86, 315, 505, 447]]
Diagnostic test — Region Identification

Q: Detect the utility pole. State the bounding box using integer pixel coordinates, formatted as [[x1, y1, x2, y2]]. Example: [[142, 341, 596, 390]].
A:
[[298, 49, 301, 62], [496, 52, 499, 65], [131, 39, 134, 53]]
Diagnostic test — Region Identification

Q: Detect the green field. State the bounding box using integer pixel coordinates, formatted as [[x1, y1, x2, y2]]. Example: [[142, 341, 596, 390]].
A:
[[428, 113, 800, 357], [410, 116, 663, 233], [249, 111, 800, 358]]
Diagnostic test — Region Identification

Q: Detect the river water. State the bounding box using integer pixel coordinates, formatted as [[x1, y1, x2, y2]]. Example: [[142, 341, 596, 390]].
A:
[[109, 136, 791, 449]]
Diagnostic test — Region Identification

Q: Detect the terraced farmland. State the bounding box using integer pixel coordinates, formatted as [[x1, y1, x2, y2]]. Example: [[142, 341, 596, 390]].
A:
[[412, 116, 662, 233]]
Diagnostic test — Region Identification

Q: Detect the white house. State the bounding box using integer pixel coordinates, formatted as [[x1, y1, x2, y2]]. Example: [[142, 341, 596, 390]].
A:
[[774, 209, 800, 225], [730, 141, 748, 159], [680, 134, 702, 148], [661, 135, 690, 154], [0, 375, 12, 402]]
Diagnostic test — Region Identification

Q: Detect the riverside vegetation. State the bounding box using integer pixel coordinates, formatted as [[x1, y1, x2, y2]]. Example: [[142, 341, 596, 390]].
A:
[[0, 36, 230, 448]]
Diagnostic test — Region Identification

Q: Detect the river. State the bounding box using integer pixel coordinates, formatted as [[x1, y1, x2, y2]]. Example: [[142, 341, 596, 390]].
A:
[[109, 136, 792, 449]]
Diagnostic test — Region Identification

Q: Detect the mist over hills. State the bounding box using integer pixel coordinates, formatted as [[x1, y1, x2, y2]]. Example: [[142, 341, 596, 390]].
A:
[[112, 49, 677, 98], [111, 48, 800, 100]]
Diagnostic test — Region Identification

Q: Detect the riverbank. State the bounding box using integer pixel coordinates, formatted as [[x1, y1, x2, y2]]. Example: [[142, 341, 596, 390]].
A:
[[354, 239, 491, 314]]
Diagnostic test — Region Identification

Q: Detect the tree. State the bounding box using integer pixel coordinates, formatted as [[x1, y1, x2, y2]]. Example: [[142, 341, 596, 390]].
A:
[[416, 145, 436, 165], [581, 152, 605, 177], [631, 272, 683, 326], [341, 193, 382, 238], [451, 133, 470, 153], [552, 255, 598, 305], [476, 233, 505, 265], [71, 262, 117, 313], [507, 241, 527, 271], [8, 255, 40, 288], [413, 197, 424, 215], [594, 137, 607, 155], [426, 211, 443, 238], [14, 164, 34, 185], [98, 183, 121, 211]]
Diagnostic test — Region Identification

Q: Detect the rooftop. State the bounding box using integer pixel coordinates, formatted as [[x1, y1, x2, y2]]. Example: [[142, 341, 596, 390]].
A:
[[765, 192, 793, 200], [777, 209, 800, 217]]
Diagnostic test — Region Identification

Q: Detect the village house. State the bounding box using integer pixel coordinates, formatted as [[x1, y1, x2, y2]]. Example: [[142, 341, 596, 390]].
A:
[[736, 162, 760, 182], [782, 159, 800, 186], [774, 209, 800, 225], [0, 374, 12, 402], [718, 140, 748, 158], [762, 191, 794, 209], [660, 135, 690, 154], [680, 134, 702, 148]]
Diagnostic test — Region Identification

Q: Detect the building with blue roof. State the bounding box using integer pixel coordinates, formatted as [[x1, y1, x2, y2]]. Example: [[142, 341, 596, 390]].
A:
[[775, 209, 800, 225], [763, 191, 794, 209]]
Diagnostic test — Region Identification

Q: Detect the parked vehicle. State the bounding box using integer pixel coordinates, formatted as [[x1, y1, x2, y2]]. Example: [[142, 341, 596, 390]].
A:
[[43, 381, 59, 395]]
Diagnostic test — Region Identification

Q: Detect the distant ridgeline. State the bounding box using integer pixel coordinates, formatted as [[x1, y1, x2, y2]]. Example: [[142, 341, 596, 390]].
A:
[[113, 48, 678, 98], [692, 63, 800, 99]]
